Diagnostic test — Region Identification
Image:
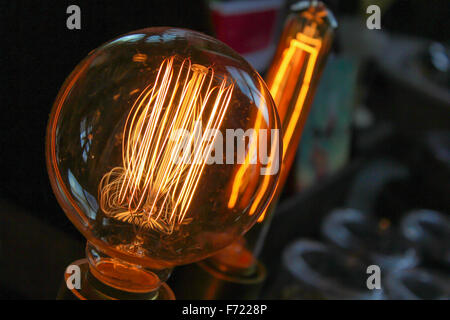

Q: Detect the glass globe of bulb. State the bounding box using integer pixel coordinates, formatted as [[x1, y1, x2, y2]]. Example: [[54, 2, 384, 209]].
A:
[[46, 27, 281, 296]]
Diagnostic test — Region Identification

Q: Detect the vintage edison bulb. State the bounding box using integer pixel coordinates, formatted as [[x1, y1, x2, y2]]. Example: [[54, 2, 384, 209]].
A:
[[265, 0, 335, 193], [46, 28, 281, 296], [205, 1, 336, 277]]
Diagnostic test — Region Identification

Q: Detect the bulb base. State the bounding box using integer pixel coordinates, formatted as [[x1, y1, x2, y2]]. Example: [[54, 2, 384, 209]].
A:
[[57, 258, 175, 300]]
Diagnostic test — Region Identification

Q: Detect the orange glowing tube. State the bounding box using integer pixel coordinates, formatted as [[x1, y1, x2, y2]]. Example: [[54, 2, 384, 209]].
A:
[[206, 2, 337, 276], [258, 0, 336, 221]]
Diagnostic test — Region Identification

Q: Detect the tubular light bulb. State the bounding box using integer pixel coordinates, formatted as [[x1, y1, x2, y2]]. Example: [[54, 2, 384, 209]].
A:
[[264, 1, 336, 207], [228, 1, 335, 226], [206, 1, 336, 277], [46, 28, 281, 295]]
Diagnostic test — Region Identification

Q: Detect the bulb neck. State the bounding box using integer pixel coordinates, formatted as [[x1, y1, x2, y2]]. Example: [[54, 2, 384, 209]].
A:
[[206, 241, 257, 276], [85, 241, 174, 299]]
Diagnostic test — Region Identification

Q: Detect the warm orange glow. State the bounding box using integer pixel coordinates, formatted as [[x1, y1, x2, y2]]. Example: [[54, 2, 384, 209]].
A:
[[249, 129, 279, 216], [227, 113, 263, 209], [279, 36, 320, 156], [257, 6, 335, 222], [47, 27, 281, 279], [226, 109, 279, 217], [209, 238, 255, 271], [206, 4, 335, 274], [255, 34, 321, 223], [99, 56, 234, 234]]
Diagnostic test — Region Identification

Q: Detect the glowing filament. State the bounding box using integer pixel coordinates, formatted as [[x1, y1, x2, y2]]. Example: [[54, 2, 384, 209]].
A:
[[270, 34, 320, 157], [99, 56, 234, 234]]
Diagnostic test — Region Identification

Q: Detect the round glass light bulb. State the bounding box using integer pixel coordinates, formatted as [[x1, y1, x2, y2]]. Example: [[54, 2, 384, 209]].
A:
[[46, 28, 281, 294]]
